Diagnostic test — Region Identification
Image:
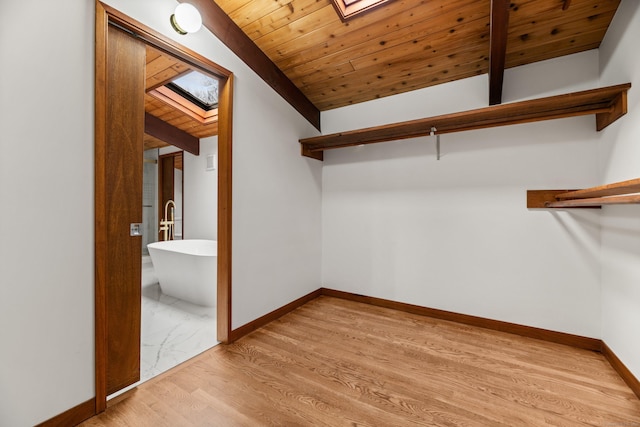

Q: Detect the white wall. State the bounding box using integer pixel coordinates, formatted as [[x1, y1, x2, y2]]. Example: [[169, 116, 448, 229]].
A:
[[0, 1, 95, 426], [598, 0, 640, 380], [0, 0, 322, 424], [321, 51, 603, 338], [184, 136, 218, 240]]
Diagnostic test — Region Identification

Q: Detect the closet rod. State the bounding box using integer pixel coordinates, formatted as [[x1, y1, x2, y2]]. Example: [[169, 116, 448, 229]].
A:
[[528, 177, 640, 209], [554, 178, 640, 200], [545, 194, 640, 208]]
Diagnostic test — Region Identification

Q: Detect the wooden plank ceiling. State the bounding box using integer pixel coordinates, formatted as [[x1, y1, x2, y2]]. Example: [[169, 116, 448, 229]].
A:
[[213, 0, 620, 111], [144, 45, 219, 150]]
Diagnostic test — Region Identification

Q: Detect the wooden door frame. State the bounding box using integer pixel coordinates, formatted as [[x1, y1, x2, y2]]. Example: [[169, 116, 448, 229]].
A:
[[95, 1, 233, 412], [157, 151, 183, 241]]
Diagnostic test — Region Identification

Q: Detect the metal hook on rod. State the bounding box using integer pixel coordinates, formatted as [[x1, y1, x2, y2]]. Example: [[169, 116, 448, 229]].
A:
[[430, 126, 440, 160]]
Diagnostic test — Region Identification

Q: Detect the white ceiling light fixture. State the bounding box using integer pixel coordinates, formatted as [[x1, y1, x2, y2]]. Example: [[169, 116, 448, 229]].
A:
[[170, 3, 202, 35]]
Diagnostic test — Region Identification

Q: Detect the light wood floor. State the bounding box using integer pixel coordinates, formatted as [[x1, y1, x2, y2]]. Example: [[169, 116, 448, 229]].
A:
[[83, 296, 640, 426]]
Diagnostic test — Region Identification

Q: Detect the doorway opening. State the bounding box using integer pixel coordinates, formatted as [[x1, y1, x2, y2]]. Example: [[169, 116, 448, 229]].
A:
[[95, 2, 233, 412], [140, 147, 216, 388]]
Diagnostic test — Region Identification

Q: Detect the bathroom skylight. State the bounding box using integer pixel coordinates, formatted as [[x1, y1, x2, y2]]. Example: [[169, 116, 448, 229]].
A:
[[331, 0, 394, 21], [147, 68, 219, 125], [166, 70, 219, 111]]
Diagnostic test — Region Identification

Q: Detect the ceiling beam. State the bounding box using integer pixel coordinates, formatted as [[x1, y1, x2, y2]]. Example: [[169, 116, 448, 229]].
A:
[[181, 0, 321, 131], [489, 0, 511, 105], [145, 113, 199, 156]]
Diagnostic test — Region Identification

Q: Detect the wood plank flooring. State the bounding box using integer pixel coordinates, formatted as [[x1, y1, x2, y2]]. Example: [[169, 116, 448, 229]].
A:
[[82, 296, 640, 426]]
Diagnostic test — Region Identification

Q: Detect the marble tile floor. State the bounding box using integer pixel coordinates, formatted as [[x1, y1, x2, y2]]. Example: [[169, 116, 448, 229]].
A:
[[109, 257, 218, 399], [141, 256, 219, 381]]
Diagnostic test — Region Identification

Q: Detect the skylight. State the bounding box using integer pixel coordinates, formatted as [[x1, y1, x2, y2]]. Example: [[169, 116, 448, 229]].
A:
[[331, 0, 394, 21], [167, 70, 219, 111]]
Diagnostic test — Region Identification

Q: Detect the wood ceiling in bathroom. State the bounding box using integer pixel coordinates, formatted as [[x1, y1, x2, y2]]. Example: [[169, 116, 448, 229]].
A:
[[143, 45, 219, 151]]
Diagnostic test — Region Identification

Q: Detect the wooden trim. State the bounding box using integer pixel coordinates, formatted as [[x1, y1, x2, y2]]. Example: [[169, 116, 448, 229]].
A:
[[94, 2, 108, 414], [145, 113, 199, 155], [602, 342, 640, 400], [100, 4, 232, 80], [299, 83, 631, 158], [158, 151, 182, 242], [36, 398, 96, 427], [148, 86, 218, 125], [217, 73, 234, 344], [181, 0, 320, 131], [95, 0, 234, 411], [228, 289, 322, 342], [489, 0, 510, 105], [320, 288, 602, 351]]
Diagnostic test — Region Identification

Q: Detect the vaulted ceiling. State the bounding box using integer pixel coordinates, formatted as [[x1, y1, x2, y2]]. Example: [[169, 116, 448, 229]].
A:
[[213, 0, 620, 110], [146, 0, 620, 147]]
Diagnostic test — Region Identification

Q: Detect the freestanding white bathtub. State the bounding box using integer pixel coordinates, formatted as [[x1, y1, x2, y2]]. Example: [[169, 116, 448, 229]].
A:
[[147, 239, 217, 307]]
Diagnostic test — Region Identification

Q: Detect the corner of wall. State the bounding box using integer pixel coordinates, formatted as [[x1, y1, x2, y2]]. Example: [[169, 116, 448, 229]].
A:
[[597, 0, 640, 384]]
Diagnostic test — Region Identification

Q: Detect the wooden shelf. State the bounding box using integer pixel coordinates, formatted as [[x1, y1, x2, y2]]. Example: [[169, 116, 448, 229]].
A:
[[527, 178, 640, 209], [300, 83, 631, 161]]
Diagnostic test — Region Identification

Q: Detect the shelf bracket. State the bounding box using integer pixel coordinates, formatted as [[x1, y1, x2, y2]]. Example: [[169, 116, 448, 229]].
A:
[[596, 91, 628, 131], [526, 190, 599, 209], [301, 144, 323, 161]]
